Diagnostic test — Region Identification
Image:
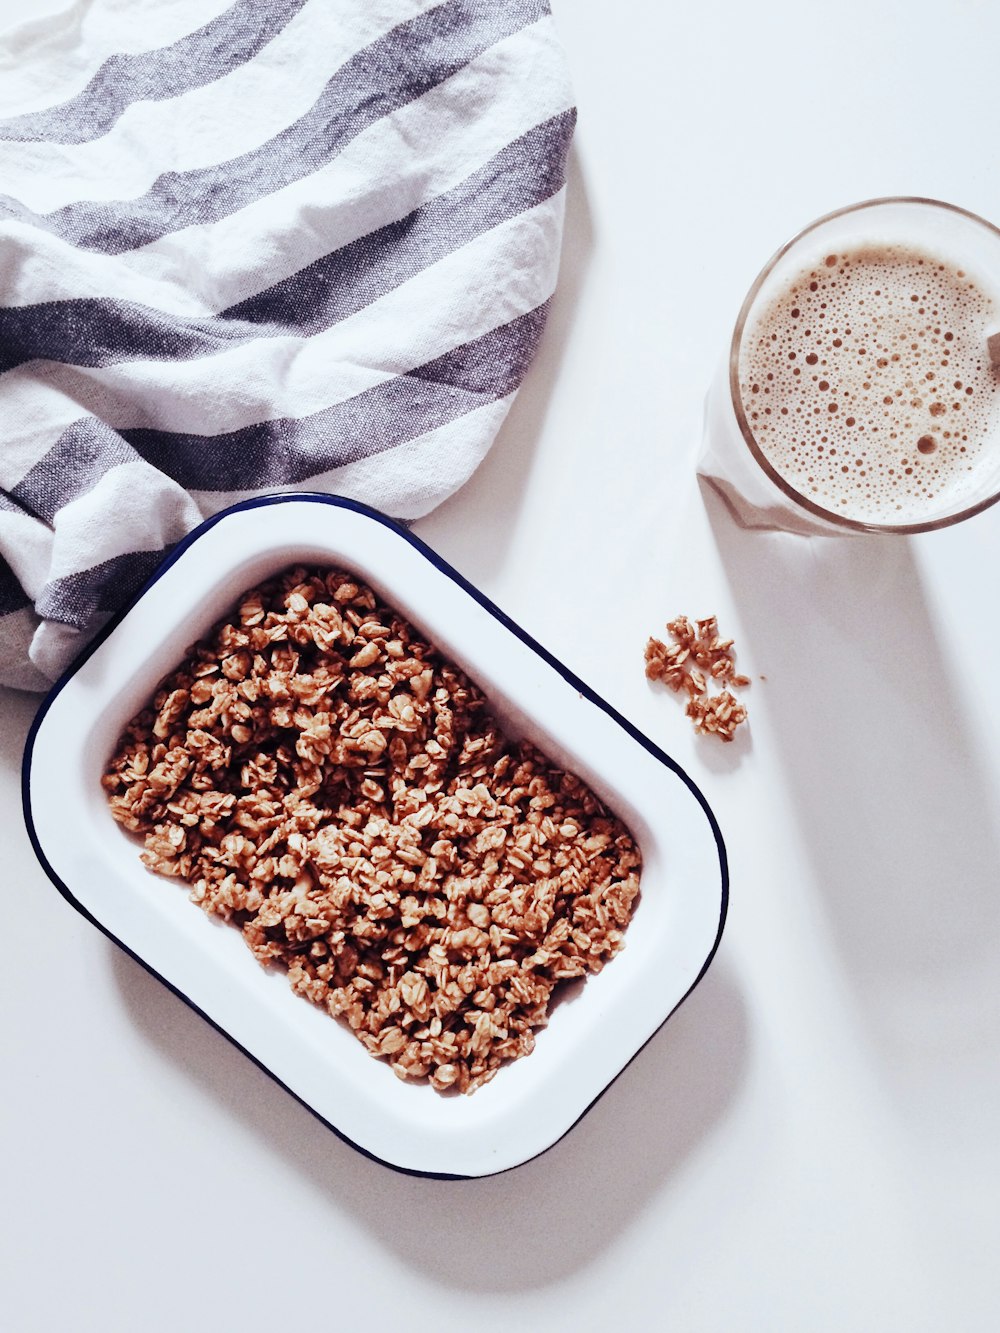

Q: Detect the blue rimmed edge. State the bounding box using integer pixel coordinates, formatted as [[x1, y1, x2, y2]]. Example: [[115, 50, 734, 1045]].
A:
[[21, 491, 729, 1181]]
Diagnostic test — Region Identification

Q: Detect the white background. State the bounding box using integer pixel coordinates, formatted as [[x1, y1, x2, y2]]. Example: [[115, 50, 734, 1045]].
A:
[[3, 1, 1000, 1330]]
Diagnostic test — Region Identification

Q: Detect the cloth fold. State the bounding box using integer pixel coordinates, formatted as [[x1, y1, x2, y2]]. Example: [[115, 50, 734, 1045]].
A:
[[0, 0, 575, 689]]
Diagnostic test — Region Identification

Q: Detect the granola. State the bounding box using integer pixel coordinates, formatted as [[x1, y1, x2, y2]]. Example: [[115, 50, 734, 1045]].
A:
[[103, 567, 641, 1094], [645, 614, 749, 742]]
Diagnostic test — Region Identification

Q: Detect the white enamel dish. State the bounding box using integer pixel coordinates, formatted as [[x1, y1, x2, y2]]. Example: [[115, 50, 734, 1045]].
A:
[[23, 494, 727, 1178]]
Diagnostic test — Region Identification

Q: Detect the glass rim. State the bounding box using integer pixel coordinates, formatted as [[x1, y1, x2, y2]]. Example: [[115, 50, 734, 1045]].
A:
[[728, 195, 1000, 535]]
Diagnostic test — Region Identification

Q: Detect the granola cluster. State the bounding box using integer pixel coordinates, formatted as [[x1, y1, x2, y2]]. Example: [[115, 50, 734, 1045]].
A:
[[645, 615, 750, 742], [103, 567, 641, 1094]]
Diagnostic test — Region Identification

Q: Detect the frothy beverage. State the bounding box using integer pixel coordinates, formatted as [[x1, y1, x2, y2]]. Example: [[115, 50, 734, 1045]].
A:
[[738, 244, 1000, 523]]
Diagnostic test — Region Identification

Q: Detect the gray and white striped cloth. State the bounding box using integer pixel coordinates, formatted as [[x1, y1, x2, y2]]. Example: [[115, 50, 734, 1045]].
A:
[[0, 0, 575, 690]]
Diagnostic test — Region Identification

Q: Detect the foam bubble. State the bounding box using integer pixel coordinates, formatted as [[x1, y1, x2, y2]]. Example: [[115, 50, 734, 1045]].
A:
[[738, 243, 1000, 522]]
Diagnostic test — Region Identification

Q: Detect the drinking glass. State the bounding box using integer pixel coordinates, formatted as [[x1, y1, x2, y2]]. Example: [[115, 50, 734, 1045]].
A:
[[698, 197, 1000, 535]]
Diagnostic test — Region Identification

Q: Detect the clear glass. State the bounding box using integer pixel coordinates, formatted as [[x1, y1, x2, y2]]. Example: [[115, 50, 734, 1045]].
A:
[[698, 197, 1000, 535]]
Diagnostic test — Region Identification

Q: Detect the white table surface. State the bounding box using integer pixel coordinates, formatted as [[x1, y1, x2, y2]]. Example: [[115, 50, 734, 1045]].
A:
[[3, 2, 1000, 1330]]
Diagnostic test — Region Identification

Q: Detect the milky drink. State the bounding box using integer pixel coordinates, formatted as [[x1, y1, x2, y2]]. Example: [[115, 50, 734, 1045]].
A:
[[738, 243, 1000, 524]]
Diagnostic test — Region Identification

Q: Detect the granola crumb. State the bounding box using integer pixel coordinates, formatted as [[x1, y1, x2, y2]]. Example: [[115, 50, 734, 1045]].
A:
[[103, 566, 642, 1094], [645, 613, 750, 742]]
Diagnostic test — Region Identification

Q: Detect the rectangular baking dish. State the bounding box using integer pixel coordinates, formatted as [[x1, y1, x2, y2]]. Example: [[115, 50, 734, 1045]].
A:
[[23, 494, 727, 1177]]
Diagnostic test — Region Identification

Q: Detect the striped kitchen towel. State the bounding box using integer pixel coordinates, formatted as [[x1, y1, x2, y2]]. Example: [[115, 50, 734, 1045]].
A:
[[0, 0, 575, 690]]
